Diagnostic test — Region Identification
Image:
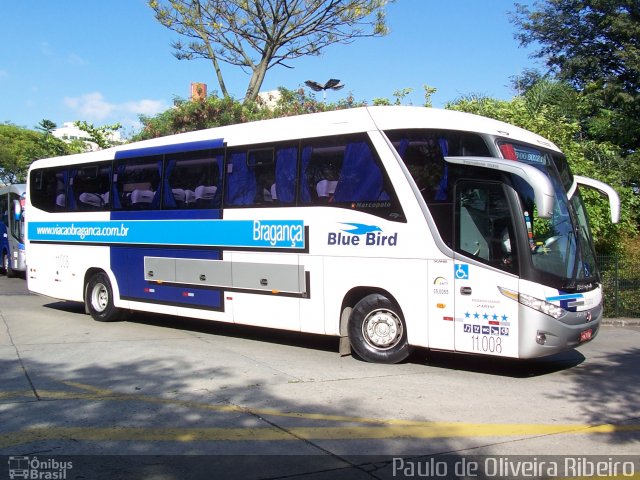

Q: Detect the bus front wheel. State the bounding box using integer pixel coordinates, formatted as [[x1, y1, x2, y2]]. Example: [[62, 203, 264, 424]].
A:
[[348, 294, 412, 364], [86, 272, 121, 322]]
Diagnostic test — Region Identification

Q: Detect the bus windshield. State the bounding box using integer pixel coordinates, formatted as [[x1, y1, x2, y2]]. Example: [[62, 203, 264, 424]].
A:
[[14, 194, 26, 243], [498, 142, 599, 288]]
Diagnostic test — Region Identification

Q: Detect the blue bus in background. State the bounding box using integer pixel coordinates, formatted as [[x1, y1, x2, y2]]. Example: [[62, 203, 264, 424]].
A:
[[0, 184, 26, 278]]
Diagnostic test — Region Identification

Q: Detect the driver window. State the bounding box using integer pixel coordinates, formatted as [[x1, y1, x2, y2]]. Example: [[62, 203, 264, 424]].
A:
[[455, 181, 518, 273]]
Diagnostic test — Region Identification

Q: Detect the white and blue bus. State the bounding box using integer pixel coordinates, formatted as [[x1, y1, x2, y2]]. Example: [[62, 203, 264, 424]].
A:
[[1, 184, 26, 278], [25, 107, 619, 363]]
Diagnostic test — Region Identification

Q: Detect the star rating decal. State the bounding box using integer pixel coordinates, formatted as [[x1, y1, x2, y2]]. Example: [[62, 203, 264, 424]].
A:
[[464, 311, 509, 322]]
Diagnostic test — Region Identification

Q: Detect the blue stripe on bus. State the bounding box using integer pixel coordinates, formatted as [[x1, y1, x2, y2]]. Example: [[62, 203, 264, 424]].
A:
[[28, 218, 305, 249], [545, 293, 584, 302], [114, 138, 225, 159]]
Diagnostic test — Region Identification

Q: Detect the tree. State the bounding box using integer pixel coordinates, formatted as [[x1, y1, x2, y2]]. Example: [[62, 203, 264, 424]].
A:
[[74, 121, 123, 150], [133, 87, 366, 141], [149, 0, 391, 101], [0, 123, 75, 184], [511, 0, 640, 152], [0, 120, 92, 184], [35, 119, 58, 135]]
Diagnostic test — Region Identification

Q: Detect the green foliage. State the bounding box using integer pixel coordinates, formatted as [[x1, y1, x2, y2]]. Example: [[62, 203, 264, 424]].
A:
[[149, 0, 392, 101], [510, 2, 640, 251], [133, 88, 366, 141], [35, 119, 58, 135], [422, 84, 437, 108], [0, 122, 80, 184], [372, 97, 391, 106], [511, 0, 640, 153], [74, 121, 123, 149], [392, 88, 413, 105]]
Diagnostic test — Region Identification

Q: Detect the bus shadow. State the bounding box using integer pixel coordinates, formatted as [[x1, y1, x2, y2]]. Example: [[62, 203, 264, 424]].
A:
[[410, 347, 585, 378], [128, 311, 588, 378], [42, 300, 585, 377], [43, 300, 86, 314], [127, 309, 341, 355], [129, 312, 587, 377]]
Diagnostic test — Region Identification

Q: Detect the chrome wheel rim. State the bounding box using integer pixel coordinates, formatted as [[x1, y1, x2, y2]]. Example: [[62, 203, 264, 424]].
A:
[[91, 283, 109, 312], [362, 308, 403, 350]]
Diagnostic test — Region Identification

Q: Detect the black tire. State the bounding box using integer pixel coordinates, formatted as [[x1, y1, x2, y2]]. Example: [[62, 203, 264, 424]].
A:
[[85, 272, 121, 322], [348, 293, 412, 364], [1, 251, 7, 276]]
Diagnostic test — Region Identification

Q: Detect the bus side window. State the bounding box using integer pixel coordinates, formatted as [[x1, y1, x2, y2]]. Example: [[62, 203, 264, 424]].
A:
[[114, 157, 162, 210], [333, 141, 388, 203], [300, 142, 341, 203], [301, 137, 389, 204], [30, 167, 68, 212], [225, 152, 255, 206], [0, 194, 7, 226], [272, 146, 297, 204], [165, 152, 222, 210], [224, 145, 297, 208], [248, 149, 276, 204], [300, 135, 402, 220], [72, 163, 112, 211]]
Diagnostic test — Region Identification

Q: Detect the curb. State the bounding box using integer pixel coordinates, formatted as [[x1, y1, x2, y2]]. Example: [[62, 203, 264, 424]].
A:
[[601, 317, 640, 326]]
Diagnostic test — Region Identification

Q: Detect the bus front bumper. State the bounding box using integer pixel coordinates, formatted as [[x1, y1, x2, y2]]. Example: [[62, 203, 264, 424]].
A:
[[518, 304, 602, 359]]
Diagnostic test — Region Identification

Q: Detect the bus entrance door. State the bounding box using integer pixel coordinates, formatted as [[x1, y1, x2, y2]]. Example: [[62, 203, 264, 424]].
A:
[[453, 180, 520, 357]]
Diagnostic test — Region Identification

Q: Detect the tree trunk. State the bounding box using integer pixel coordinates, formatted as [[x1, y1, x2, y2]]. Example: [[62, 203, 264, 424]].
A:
[[244, 59, 269, 102], [210, 55, 229, 98]]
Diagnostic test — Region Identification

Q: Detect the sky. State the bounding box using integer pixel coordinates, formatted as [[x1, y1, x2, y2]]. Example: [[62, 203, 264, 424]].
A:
[[1, 0, 540, 136]]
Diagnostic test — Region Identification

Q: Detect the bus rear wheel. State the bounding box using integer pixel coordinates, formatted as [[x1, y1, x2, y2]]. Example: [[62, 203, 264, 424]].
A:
[[86, 272, 121, 322], [348, 293, 412, 364]]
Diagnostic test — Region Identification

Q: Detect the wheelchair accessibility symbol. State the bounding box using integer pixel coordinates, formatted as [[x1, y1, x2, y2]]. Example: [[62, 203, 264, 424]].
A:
[[455, 264, 469, 280]]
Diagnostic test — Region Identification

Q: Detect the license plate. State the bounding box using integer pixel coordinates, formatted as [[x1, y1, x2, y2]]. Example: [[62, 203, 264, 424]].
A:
[[579, 328, 593, 343]]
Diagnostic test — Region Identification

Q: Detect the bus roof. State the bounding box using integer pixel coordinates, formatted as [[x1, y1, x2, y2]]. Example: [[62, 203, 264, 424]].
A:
[[0, 184, 26, 195], [29, 106, 561, 169], [367, 106, 561, 153]]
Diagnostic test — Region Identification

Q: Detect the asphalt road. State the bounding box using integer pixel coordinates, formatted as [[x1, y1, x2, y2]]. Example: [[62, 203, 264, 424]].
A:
[[1, 274, 638, 479]]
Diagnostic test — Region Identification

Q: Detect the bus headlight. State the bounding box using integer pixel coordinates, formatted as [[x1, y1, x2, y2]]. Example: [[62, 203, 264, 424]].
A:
[[499, 287, 565, 319]]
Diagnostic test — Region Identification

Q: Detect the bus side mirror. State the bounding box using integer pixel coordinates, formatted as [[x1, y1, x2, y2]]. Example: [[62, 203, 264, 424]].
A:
[[445, 156, 555, 218], [569, 175, 620, 224]]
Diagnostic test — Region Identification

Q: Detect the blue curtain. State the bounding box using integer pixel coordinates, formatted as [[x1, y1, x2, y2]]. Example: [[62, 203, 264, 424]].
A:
[[151, 160, 163, 209], [300, 146, 313, 203], [275, 147, 297, 203], [436, 138, 449, 201], [64, 168, 79, 210], [213, 154, 224, 207], [333, 142, 383, 202], [112, 163, 127, 209], [225, 152, 256, 206], [396, 138, 410, 158], [163, 160, 176, 208]]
